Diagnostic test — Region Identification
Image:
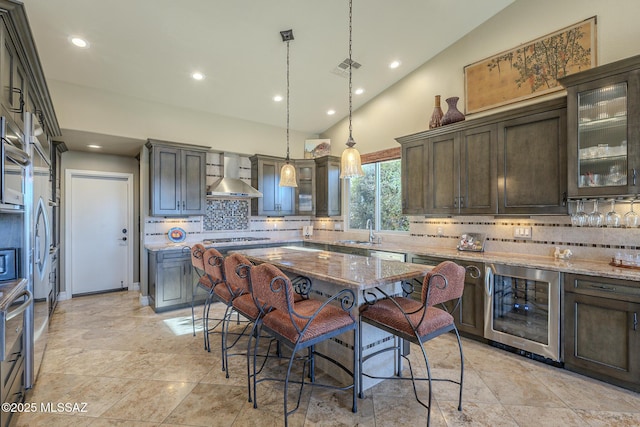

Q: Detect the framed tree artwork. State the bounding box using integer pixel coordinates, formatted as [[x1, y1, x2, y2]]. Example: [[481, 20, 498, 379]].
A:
[[464, 16, 597, 114]]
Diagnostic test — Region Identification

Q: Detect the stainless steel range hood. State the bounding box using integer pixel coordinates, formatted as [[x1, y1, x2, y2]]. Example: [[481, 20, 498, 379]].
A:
[[206, 153, 262, 198]]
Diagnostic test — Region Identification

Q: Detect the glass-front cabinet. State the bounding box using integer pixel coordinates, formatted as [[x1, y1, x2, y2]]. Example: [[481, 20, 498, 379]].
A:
[[560, 55, 640, 198]]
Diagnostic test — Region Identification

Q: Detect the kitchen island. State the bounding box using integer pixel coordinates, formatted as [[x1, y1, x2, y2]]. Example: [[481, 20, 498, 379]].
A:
[[232, 245, 433, 390]]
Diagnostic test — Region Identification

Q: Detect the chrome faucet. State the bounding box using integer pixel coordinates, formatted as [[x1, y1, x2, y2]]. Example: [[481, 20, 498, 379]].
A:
[[366, 218, 375, 243]]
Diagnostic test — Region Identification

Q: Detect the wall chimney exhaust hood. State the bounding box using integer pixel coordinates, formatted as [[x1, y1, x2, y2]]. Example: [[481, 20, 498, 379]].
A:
[[206, 153, 262, 198]]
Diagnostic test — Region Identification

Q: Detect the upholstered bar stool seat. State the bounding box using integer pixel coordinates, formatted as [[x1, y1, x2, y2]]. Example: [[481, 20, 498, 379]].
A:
[[359, 260, 466, 427], [249, 263, 358, 427]]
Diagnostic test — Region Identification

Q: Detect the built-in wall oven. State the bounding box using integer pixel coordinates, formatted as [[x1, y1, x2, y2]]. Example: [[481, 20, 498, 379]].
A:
[[484, 264, 561, 362], [1, 117, 29, 209]]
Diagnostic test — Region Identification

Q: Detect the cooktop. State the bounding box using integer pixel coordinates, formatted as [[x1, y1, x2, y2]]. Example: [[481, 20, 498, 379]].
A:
[[203, 237, 270, 244]]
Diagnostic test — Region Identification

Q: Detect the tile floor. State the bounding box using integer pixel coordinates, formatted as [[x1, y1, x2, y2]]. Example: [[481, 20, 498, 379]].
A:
[[14, 290, 640, 426]]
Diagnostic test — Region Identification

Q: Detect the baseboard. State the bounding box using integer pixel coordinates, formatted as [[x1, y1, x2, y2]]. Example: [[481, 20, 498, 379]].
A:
[[130, 282, 140, 291], [58, 291, 70, 301]]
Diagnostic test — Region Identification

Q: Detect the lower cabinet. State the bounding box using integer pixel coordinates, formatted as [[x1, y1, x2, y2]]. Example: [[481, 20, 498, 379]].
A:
[[148, 250, 206, 312], [0, 329, 24, 427], [564, 273, 640, 391], [406, 254, 484, 338]]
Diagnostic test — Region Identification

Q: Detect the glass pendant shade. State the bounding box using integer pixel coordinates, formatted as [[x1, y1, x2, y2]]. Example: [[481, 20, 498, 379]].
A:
[[340, 0, 364, 179], [279, 162, 297, 187], [279, 29, 297, 187], [340, 139, 364, 178]]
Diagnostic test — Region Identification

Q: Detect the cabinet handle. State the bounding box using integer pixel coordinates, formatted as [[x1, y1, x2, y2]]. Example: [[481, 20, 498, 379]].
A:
[[183, 201, 186, 210], [588, 284, 616, 292], [9, 87, 24, 114], [562, 192, 567, 207], [634, 312, 638, 331], [176, 201, 179, 209], [633, 168, 637, 186], [453, 198, 458, 208], [459, 197, 464, 209]]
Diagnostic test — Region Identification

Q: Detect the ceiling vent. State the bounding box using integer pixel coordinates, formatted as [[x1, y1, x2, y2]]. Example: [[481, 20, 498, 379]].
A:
[[331, 57, 361, 78]]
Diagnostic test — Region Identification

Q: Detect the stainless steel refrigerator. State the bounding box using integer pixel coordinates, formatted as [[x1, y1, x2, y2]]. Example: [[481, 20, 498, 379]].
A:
[[24, 112, 51, 388]]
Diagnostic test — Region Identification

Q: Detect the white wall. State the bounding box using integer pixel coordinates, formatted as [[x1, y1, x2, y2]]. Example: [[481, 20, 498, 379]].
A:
[[321, 0, 640, 153], [49, 80, 316, 158]]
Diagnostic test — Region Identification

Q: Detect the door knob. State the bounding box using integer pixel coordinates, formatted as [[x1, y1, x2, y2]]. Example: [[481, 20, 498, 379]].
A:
[[122, 228, 127, 233], [120, 237, 127, 241]]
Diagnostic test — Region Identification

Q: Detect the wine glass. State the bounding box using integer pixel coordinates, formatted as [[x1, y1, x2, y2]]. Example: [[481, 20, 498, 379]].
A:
[[605, 199, 621, 227], [571, 200, 588, 227], [587, 199, 604, 227], [624, 199, 640, 228]]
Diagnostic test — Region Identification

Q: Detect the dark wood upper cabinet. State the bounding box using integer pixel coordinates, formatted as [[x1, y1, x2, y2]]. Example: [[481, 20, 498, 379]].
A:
[[398, 98, 565, 216], [250, 155, 296, 216], [497, 108, 567, 215], [400, 139, 427, 215], [315, 155, 341, 217], [147, 140, 207, 217], [426, 124, 497, 215], [560, 54, 640, 198]]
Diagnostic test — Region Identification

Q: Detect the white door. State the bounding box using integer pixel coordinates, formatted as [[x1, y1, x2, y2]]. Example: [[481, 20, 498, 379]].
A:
[[66, 170, 133, 295]]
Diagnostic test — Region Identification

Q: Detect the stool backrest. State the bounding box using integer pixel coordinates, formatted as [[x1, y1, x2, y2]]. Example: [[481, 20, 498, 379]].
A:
[[250, 263, 294, 313], [203, 247, 225, 285], [224, 253, 252, 295], [422, 261, 465, 307], [191, 243, 206, 271]]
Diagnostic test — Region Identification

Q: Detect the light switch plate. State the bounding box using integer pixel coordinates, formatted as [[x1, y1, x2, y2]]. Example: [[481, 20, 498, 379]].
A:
[[513, 226, 532, 239]]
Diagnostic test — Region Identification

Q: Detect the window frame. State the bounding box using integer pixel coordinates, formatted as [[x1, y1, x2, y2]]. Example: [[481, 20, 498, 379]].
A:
[[345, 156, 408, 234]]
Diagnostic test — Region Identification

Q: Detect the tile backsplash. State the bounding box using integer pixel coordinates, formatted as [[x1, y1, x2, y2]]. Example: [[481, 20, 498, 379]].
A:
[[203, 199, 249, 231]]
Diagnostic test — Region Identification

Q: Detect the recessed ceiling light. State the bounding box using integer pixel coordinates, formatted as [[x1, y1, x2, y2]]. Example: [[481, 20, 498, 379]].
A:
[[354, 88, 364, 95], [87, 144, 102, 149], [192, 72, 205, 81], [389, 60, 401, 69], [327, 109, 336, 115], [273, 95, 283, 102], [70, 36, 89, 48]]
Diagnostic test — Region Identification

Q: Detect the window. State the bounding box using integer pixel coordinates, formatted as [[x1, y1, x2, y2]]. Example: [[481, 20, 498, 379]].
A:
[[347, 158, 408, 232]]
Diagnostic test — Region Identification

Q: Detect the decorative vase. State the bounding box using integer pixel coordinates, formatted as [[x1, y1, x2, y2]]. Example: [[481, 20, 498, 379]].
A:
[[429, 95, 444, 129], [441, 96, 465, 125]]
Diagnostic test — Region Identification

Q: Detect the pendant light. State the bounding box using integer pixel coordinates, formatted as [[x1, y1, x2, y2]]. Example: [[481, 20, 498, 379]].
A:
[[279, 29, 297, 187], [340, 0, 364, 179]]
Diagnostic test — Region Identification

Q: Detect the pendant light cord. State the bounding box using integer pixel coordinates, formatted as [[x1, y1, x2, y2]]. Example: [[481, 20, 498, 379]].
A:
[[347, 0, 354, 146], [286, 39, 291, 162]]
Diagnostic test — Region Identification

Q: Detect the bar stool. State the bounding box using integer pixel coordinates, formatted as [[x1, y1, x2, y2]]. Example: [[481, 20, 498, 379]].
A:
[[220, 253, 255, 378], [189, 243, 215, 348], [201, 248, 229, 353], [358, 260, 466, 426], [248, 263, 358, 427]]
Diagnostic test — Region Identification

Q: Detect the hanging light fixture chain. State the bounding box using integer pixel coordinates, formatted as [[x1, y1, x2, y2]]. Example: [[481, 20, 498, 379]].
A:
[[286, 38, 290, 162], [348, 0, 353, 145]]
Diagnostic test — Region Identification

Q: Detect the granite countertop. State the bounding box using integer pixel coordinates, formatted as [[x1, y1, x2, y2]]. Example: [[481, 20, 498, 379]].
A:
[[145, 237, 640, 282], [0, 278, 28, 312], [144, 238, 301, 253], [308, 238, 640, 282], [231, 246, 432, 291]]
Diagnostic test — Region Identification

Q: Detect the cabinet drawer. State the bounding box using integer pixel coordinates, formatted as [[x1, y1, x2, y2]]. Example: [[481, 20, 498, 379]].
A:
[[565, 274, 640, 302], [1, 333, 22, 393]]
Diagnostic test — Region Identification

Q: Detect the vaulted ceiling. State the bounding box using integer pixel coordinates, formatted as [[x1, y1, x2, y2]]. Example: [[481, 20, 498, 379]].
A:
[[22, 0, 514, 154]]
